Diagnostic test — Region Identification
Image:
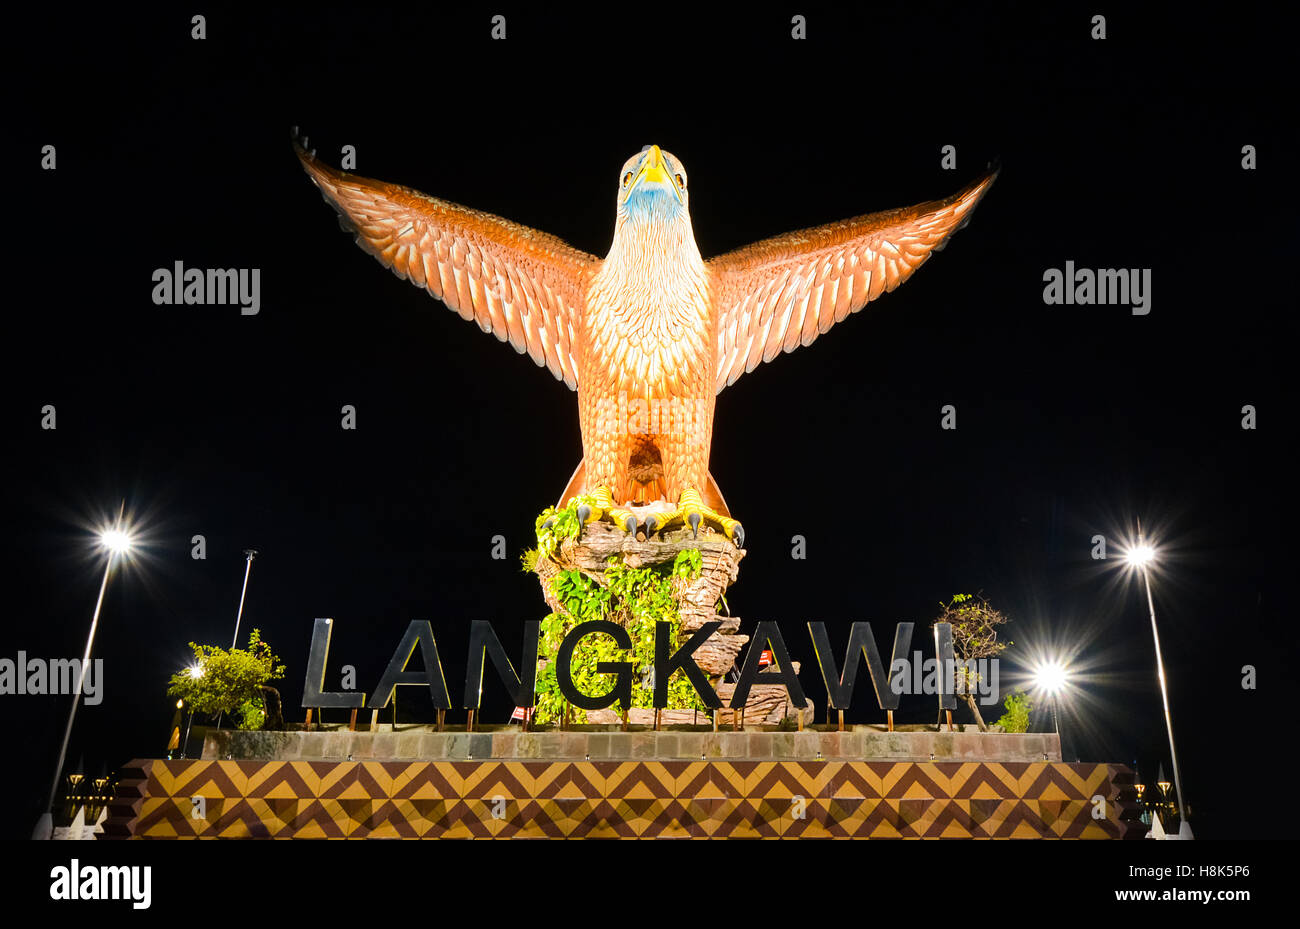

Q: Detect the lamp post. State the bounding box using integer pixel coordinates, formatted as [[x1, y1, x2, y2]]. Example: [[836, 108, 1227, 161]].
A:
[[1031, 658, 1069, 756], [181, 664, 203, 758], [1126, 528, 1190, 837], [214, 550, 257, 731], [167, 699, 184, 759], [1033, 660, 1066, 732], [34, 522, 133, 839], [231, 549, 257, 648]]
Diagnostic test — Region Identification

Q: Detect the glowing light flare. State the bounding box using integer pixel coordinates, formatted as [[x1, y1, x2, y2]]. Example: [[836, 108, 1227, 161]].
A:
[[188, 664, 203, 679], [1125, 543, 1156, 566], [99, 528, 134, 554], [1033, 659, 1069, 695]]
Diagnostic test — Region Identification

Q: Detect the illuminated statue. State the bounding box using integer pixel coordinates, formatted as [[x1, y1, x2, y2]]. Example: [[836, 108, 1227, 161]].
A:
[[297, 136, 996, 547]]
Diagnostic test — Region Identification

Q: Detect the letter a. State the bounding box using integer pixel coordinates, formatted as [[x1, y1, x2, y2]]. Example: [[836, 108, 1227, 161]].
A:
[[730, 622, 805, 710], [1042, 267, 1063, 304]]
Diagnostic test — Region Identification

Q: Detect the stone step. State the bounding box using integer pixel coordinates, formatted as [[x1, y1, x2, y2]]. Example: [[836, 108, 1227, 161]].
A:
[[202, 727, 1061, 763]]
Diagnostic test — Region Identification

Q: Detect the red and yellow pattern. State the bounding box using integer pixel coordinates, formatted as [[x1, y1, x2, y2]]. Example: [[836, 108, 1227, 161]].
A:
[[106, 759, 1141, 839]]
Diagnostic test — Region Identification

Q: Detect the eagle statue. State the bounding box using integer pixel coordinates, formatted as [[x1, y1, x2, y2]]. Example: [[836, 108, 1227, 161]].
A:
[[296, 134, 997, 548]]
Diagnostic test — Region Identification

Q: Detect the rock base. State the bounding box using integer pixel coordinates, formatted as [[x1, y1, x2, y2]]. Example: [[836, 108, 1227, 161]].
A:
[[534, 521, 812, 725]]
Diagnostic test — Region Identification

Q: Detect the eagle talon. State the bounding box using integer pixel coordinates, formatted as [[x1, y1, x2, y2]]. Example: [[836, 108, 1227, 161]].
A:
[[573, 486, 637, 535], [642, 488, 744, 548]]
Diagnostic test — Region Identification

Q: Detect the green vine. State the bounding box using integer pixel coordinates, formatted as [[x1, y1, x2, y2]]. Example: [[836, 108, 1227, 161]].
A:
[[532, 493, 591, 561], [528, 499, 708, 723]]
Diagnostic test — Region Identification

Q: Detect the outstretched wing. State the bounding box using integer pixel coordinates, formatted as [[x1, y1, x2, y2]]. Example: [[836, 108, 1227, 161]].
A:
[[708, 168, 998, 393], [296, 137, 599, 389]]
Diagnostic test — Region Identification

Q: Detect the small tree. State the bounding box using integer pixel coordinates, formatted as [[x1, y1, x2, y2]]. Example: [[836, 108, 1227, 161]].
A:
[[931, 593, 1011, 732], [995, 690, 1033, 733], [167, 629, 286, 730]]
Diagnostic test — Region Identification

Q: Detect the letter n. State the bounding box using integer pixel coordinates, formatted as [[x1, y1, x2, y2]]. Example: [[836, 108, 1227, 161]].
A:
[[464, 620, 539, 709]]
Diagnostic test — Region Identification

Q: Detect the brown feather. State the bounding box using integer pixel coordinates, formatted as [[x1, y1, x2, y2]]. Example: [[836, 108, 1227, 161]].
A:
[[295, 140, 597, 390], [708, 168, 998, 393]]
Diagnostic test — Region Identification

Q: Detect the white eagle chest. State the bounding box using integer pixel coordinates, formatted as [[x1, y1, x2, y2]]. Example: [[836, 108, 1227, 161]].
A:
[[585, 253, 712, 394]]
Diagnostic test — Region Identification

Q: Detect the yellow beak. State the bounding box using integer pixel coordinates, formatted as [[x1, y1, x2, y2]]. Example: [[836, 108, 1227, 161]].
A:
[[640, 145, 669, 185], [626, 145, 684, 204]]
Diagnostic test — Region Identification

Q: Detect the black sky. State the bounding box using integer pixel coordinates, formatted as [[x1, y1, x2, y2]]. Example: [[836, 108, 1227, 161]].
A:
[[5, 4, 1295, 841]]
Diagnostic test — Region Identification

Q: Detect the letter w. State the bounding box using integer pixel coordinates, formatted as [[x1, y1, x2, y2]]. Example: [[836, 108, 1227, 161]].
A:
[[807, 622, 913, 710]]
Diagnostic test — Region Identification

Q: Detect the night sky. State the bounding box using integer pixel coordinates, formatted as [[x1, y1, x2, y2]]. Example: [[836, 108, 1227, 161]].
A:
[[6, 4, 1295, 847]]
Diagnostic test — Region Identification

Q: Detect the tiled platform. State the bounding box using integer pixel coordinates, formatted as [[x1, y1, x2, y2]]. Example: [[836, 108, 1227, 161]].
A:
[[104, 756, 1140, 839]]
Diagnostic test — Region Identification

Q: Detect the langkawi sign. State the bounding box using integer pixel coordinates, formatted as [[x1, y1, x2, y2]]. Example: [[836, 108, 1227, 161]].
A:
[[302, 618, 1001, 717]]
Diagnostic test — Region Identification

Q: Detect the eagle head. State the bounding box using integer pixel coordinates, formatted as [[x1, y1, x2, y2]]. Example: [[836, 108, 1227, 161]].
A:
[[615, 144, 689, 225]]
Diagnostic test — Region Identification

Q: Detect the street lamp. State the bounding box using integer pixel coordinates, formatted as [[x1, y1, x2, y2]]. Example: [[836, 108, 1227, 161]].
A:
[[34, 519, 135, 839], [1032, 659, 1067, 735], [1125, 526, 1191, 838], [1028, 656, 1072, 759], [166, 698, 185, 759], [100, 530, 131, 554], [180, 668, 202, 759], [177, 662, 204, 757], [231, 549, 258, 649], [1127, 544, 1155, 567], [214, 550, 258, 732], [1134, 768, 1149, 825], [1156, 761, 1171, 797]]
